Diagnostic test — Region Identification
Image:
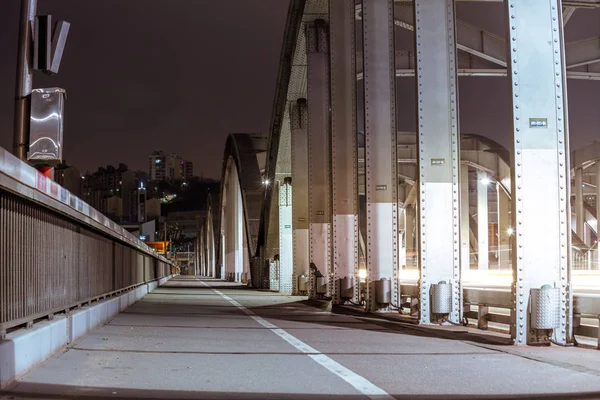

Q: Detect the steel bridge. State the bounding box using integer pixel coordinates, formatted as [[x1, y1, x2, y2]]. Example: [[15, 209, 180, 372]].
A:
[[3, 0, 600, 398]]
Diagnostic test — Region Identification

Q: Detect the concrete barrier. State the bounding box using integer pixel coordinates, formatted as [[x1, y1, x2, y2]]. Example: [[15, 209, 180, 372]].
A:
[[0, 275, 173, 388]]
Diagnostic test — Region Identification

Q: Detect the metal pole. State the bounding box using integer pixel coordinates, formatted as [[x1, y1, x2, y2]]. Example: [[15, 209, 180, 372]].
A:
[[477, 171, 489, 270], [575, 167, 584, 240], [596, 162, 600, 269], [330, 0, 359, 305], [13, 0, 37, 160]]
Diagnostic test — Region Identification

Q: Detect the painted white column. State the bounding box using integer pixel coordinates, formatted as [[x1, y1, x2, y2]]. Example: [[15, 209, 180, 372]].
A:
[[460, 164, 470, 272], [575, 167, 584, 240], [362, 0, 398, 312], [291, 100, 310, 295], [306, 20, 332, 298], [279, 179, 293, 293], [415, 0, 461, 324], [330, 0, 359, 304], [506, 0, 571, 345], [498, 185, 511, 269], [477, 171, 489, 271]]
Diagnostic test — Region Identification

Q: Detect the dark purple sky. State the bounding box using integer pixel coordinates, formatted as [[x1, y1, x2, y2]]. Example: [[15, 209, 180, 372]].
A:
[[0, 2, 599, 178], [0, 0, 290, 178]]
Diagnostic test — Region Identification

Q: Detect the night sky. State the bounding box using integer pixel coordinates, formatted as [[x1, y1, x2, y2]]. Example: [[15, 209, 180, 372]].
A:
[[0, 2, 599, 178]]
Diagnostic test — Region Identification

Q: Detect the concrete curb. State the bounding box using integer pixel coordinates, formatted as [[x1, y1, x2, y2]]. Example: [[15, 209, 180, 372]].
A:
[[0, 275, 173, 389]]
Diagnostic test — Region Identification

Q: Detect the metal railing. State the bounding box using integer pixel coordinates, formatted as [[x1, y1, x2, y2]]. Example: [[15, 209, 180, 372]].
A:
[[0, 148, 172, 333]]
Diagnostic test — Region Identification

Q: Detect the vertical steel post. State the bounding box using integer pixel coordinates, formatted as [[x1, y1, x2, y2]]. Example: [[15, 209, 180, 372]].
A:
[[506, 0, 571, 345], [234, 169, 244, 282], [575, 167, 584, 241], [414, 0, 461, 324], [207, 216, 215, 277], [596, 162, 600, 269], [477, 171, 489, 270], [291, 100, 310, 294], [13, 0, 37, 160], [460, 164, 471, 271], [330, 0, 359, 304], [498, 185, 511, 268], [405, 205, 415, 260], [362, 0, 398, 312], [279, 179, 293, 293], [306, 20, 332, 298]]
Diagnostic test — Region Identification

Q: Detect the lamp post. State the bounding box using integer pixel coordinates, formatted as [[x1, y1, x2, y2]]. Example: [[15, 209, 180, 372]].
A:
[[13, 0, 37, 160]]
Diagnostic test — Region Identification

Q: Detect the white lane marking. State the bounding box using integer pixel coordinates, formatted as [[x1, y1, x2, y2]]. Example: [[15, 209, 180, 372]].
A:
[[200, 281, 394, 400]]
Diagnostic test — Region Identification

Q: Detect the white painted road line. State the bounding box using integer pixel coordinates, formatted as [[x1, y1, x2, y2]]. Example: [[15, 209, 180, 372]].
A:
[[200, 281, 394, 400]]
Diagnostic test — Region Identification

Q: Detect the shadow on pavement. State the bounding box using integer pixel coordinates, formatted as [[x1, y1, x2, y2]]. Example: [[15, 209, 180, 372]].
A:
[[137, 276, 512, 346], [4, 382, 600, 400]]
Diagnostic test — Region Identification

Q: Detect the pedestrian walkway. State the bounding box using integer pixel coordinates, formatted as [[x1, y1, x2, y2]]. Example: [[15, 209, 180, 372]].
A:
[[4, 276, 600, 399]]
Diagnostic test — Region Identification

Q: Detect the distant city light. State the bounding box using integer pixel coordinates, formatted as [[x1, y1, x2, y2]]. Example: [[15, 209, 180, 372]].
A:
[[507, 227, 514, 236], [155, 159, 161, 164], [263, 179, 270, 186], [358, 269, 367, 279]]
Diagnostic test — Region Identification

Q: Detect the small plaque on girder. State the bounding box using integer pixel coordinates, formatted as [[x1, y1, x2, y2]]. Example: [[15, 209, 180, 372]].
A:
[[284, 225, 291, 229], [431, 158, 445, 166], [298, 217, 306, 222], [316, 211, 324, 215], [376, 185, 387, 191], [529, 118, 548, 128]]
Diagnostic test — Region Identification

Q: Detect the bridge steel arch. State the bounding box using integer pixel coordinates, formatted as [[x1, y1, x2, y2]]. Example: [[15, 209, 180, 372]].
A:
[[217, 134, 265, 285]]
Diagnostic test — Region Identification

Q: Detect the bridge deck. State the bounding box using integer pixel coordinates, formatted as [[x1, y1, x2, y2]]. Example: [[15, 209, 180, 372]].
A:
[[4, 276, 600, 399]]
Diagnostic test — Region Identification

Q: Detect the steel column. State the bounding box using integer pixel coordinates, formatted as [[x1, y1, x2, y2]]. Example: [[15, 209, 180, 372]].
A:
[[235, 175, 244, 282], [362, 0, 398, 312], [330, 0, 359, 304], [414, 0, 461, 324], [506, 0, 571, 345], [291, 100, 309, 295], [279, 179, 293, 293], [461, 164, 470, 271], [405, 205, 415, 258], [477, 171, 489, 270], [207, 216, 215, 277], [596, 162, 600, 269], [306, 20, 332, 298], [498, 185, 511, 268], [224, 180, 234, 280], [575, 167, 584, 240], [200, 224, 205, 275]]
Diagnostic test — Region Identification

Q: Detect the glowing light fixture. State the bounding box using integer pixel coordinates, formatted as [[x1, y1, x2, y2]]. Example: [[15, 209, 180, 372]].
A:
[[480, 176, 492, 185]]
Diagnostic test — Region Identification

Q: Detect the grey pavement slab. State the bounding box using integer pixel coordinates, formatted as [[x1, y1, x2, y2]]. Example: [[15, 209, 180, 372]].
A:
[[330, 353, 600, 399], [73, 324, 301, 354], [107, 312, 266, 329], [281, 327, 495, 355], [5, 276, 600, 400], [9, 351, 364, 399]]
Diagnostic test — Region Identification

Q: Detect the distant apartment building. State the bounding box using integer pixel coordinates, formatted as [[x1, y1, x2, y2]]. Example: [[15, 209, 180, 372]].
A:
[[149, 151, 166, 181], [149, 150, 193, 181], [53, 161, 82, 197], [146, 197, 162, 221], [104, 195, 123, 220], [82, 163, 149, 223], [184, 160, 193, 180]]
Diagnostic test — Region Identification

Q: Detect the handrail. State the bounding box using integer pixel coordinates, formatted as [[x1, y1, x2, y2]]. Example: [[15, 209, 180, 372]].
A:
[[0, 147, 169, 262], [0, 146, 173, 333]]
